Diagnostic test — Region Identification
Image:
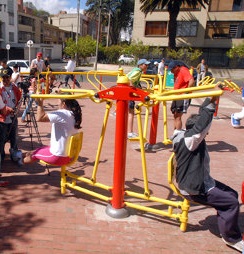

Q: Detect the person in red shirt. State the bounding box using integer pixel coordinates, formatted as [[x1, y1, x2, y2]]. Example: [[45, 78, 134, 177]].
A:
[[168, 60, 195, 130]]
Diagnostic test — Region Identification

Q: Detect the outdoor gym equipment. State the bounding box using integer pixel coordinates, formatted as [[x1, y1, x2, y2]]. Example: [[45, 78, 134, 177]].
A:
[[31, 71, 223, 231]]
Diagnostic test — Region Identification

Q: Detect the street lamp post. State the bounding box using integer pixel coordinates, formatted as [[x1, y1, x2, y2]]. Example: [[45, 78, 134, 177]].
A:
[[27, 40, 34, 65], [6, 44, 10, 61], [94, 0, 102, 71]]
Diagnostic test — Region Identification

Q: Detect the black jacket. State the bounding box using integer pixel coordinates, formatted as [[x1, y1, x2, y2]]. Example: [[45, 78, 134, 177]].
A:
[[172, 98, 216, 195]]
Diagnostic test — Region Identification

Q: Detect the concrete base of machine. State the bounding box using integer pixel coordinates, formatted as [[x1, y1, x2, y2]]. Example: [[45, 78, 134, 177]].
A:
[[105, 204, 130, 219]]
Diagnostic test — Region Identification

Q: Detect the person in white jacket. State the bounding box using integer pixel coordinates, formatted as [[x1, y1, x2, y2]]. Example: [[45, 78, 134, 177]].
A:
[[64, 57, 80, 88]]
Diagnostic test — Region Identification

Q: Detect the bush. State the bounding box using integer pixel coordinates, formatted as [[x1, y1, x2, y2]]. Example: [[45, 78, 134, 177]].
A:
[[166, 47, 203, 66]]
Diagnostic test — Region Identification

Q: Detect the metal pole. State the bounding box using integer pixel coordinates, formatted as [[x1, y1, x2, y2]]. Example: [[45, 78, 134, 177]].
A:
[[94, 0, 102, 71], [106, 11, 111, 47], [75, 0, 80, 66], [29, 46, 31, 66]]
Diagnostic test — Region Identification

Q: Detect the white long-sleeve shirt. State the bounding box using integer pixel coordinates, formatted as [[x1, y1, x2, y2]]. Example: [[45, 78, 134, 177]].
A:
[[66, 60, 76, 72]]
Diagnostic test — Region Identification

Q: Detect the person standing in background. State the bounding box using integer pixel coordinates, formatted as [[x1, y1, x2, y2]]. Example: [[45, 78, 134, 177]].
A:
[[153, 61, 159, 74], [126, 59, 150, 138], [0, 68, 22, 173], [196, 59, 208, 85], [0, 59, 13, 77], [168, 60, 195, 131], [158, 58, 165, 76], [44, 55, 52, 71], [11, 64, 21, 86], [64, 57, 80, 88], [30, 52, 46, 74]]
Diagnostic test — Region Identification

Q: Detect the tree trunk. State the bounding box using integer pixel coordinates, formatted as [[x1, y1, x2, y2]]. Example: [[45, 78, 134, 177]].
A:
[[168, 10, 179, 50], [167, 1, 180, 50]]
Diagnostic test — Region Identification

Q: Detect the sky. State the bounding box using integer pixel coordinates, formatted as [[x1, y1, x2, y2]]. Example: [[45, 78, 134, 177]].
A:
[[23, 0, 87, 15]]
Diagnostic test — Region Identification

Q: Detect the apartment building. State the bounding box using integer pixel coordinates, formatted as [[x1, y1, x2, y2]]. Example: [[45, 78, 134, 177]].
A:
[[49, 11, 95, 39], [0, 0, 18, 49], [0, 0, 95, 60], [132, 0, 244, 66]]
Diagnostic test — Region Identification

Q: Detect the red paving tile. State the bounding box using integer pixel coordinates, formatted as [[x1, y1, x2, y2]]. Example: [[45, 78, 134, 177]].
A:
[[0, 83, 244, 253]]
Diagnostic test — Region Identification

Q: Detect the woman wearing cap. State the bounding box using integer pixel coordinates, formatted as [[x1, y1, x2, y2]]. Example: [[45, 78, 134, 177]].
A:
[[168, 60, 195, 131], [126, 59, 150, 138], [30, 52, 46, 73]]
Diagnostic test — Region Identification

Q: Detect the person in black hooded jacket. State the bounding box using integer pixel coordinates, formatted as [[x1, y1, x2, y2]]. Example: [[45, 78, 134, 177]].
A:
[[172, 91, 244, 252]]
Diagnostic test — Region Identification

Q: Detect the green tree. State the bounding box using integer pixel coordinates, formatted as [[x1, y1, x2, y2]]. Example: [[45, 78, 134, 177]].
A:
[[85, 0, 134, 45], [227, 43, 244, 58], [166, 47, 202, 66], [139, 0, 209, 49], [126, 40, 150, 60], [64, 36, 97, 65]]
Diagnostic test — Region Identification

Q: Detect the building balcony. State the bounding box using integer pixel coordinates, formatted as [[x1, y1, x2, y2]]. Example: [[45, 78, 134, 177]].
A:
[[204, 38, 244, 48]]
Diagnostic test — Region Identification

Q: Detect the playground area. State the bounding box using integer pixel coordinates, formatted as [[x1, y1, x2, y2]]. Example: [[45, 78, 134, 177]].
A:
[[1, 68, 244, 253]]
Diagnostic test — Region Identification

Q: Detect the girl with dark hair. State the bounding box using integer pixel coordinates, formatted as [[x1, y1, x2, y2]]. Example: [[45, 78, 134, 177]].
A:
[[23, 97, 82, 165]]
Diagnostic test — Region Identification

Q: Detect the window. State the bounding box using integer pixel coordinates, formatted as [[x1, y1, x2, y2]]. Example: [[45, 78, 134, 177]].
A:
[[0, 4, 6, 12], [205, 21, 244, 39], [180, 2, 201, 10], [18, 15, 33, 26], [18, 31, 32, 42], [229, 25, 238, 38], [233, 0, 244, 11], [177, 21, 198, 36], [145, 21, 167, 36], [154, 3, 200, 11], [8, 0, 14, 13], [9, 14, 14, 25], [9, 32, 14, 42]]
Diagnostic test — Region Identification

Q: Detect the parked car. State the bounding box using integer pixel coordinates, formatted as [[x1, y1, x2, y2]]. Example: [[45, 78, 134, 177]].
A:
[[7, 60, 30, 74], [118, 54, 135, 65]]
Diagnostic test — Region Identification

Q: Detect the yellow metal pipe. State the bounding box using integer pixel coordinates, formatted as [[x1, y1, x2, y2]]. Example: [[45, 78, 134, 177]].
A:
[[92, 102, 112, 181], [65, 171, 112, 191], [87, 70, 103, 91], [125, 190, 183, 207], [143, 105, 149, 138], [31, 90, 94, 99], [135, 106, 150, 194], [153, 90, 223, 102], [94, 72, 108, 90], [65, 183, 111, 202], [159, 84, 216, 97], [162, 68, 167, 90], [61, 166, 67, 194], [124, 201, 182, 220], [162, 101, 172, 145]]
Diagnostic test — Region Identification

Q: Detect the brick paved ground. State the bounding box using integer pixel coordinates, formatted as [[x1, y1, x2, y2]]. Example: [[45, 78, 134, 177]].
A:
[[1, 78, 244, 254]]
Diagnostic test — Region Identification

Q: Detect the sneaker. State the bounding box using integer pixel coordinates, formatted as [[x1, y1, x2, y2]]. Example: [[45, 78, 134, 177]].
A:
[[127, 132, 138, 139], [0, 180, 9, 187], [231, 114, 241, 128], [222, 238, 244, 252], [76, 82, 81, 88]]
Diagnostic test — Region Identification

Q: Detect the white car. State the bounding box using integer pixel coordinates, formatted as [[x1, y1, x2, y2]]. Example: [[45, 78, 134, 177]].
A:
[[7, 60, 30, 74], [118, 54, 135, 64]]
